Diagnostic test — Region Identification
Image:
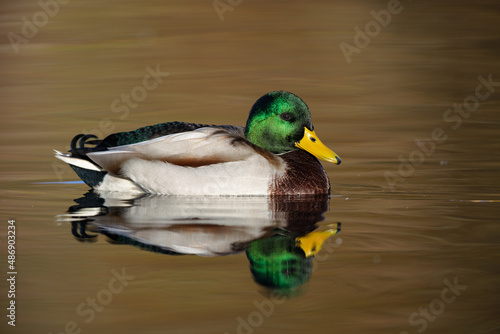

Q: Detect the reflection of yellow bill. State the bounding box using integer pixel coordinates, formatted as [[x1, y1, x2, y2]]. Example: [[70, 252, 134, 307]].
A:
[[295, 128, 341, 165], [296, 224, 341, 258]]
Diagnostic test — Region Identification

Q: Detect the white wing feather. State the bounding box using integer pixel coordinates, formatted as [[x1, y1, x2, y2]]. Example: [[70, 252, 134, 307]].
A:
[[87, 127, 260, 172], [83, 127, 282, 195]]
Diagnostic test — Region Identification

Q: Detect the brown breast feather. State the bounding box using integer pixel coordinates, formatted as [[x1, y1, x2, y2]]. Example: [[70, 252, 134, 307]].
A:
[[271, 150, 330, 195]]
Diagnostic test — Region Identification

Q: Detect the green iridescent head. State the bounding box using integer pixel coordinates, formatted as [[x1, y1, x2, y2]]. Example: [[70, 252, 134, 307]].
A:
[[245, 91, 313, 154], [244, 91, 341, 164]]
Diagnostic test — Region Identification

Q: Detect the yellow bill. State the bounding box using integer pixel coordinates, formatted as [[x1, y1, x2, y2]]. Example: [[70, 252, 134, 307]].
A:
[[295, 127, 341, 165], [296, 225, 340, 258]]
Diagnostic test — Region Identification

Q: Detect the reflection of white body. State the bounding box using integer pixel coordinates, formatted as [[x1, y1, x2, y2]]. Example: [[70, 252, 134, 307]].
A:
[[60, 195, 302, 256], [108, 196, 283, 256]]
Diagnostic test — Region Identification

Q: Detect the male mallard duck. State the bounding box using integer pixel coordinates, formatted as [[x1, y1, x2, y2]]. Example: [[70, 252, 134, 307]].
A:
[[55, 91, 341, 195]]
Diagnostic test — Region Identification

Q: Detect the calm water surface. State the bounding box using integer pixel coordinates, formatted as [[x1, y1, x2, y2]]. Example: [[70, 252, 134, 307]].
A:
[[1, 1, 500, 333]]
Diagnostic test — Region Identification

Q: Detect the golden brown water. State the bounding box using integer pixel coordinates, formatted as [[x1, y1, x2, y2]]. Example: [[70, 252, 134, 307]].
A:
[[1, 0, 500, 333]]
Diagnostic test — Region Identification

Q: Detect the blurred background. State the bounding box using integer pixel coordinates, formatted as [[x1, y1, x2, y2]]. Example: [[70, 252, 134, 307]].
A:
[[1, 0, 500, 333]]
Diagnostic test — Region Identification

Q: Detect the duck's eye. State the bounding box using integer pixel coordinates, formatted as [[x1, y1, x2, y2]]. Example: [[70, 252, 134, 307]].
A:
[[280, 113, 294, 122]]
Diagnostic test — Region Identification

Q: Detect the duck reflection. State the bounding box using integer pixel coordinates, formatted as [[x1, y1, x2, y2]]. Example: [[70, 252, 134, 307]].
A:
[[58, 191, 340, 289], [247, 229, 339, 290]]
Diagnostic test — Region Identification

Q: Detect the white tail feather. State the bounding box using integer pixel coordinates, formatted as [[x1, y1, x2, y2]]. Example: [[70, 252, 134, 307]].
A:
[[54, 150, 102, 172]]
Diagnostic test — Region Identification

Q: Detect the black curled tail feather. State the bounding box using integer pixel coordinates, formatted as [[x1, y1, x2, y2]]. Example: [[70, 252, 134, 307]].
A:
[[70, 134, 100, 152], [65, 134, 107, 188], [68, 133, 108, 160]]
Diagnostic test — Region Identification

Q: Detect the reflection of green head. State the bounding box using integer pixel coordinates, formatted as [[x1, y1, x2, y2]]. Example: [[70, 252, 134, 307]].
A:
[[246, 235, 313, 290]]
